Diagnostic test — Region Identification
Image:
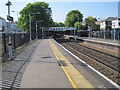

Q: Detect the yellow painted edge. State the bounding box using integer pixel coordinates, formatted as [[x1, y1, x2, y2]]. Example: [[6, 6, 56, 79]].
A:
[[49, 40, 78, 88], [49, 39, 93, 88]]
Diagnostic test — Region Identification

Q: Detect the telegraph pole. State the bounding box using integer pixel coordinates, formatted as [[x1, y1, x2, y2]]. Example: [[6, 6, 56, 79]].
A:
[[6, 0, 13, 60]]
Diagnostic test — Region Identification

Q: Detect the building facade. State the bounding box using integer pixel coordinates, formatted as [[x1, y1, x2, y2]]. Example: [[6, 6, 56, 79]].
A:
[[0, 17, 7, 32], [9, 22, 21, 33], [100, 20, 106, 30], [99, 17, 120, 30], [112, 19, 120, 29]]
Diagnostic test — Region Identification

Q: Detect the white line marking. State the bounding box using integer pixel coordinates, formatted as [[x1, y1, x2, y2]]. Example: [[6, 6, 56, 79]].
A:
[[53, 39, 120, 89]]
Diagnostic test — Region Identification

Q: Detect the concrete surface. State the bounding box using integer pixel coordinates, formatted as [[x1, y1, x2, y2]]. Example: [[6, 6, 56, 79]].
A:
[[20, 39, 72, 88]]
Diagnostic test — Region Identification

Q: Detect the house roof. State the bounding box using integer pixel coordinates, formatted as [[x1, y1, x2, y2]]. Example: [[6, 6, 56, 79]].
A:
[[106, 17, 118, 21], [0, 16, 5, 20], [95, 21, 101, 25], [96, 17, 119, 23]]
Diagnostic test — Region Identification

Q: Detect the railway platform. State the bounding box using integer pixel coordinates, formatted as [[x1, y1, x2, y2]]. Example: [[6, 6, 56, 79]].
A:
[[65, 35, 120, 53], [65, 35, 119, 46], [2, 39, 119, 89]]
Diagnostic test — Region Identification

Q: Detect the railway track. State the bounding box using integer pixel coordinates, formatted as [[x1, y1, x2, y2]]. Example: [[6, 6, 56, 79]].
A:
[[66, 42, 119, 72], [54, 38, 120, 85]]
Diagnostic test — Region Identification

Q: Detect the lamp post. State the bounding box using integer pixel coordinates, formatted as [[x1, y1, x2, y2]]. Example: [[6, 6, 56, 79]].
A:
[[6, 0, 13, 60], [74, 13, 80, 41], [88, 24, 91, 38], [36, 21, 43, 39], [6, 0, 12, 16], [29, 12, 40, 42]]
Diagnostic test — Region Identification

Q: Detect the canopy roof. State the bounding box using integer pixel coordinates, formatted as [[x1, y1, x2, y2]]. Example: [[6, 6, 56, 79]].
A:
[[48, 27, 76, 32], [64, 27, 76, 31]]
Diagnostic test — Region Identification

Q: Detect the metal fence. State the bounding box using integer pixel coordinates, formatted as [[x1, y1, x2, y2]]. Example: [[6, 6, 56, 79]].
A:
[[90, 30, 120, 40], [77, 30, 120, 40], [2, 33, 36, 62]]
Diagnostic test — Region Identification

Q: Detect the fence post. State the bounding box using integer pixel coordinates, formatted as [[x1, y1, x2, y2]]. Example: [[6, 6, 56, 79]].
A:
[[3, 34, 7, 53], [13, 33, 16, 49], [113, 28, 116, 41], [104, 30, 106, 39]]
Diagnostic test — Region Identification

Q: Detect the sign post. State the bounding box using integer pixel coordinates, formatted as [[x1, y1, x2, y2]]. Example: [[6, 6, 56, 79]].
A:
[[6, 0, 13, 60]]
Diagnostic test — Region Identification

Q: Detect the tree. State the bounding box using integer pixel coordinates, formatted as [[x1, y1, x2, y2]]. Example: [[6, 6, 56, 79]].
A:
[[74, 22, 86, 31], [17, 2, 53, 32], [57, 22, 65, 27], [85, 16, 97, 31], [65, 10, 83, 28], [51, 22, 65, 27]]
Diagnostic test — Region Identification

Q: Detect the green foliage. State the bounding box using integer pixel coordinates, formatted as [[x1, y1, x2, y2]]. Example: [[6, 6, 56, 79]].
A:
[[65, 10, 83, 28], [74, 22, 86, 30], [17, 2, 53, 32], [74, 22, 87, 30], [74, 22, 80, 30], [51, 22, 65, 27], [85, 16, 97, 31]]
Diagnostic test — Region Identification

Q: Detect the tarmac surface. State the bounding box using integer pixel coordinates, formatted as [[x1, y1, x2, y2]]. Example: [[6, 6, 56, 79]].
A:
[[2, 39, 119, 89]]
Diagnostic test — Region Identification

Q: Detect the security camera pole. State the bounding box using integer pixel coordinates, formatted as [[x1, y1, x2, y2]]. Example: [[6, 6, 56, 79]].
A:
[[29, 12, 40, 42], [6, 0, 13, 60], [36, 20, 43, 39]]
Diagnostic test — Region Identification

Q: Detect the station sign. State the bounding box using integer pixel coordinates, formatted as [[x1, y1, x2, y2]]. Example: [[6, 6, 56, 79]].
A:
[[7, 15, 13, 21]]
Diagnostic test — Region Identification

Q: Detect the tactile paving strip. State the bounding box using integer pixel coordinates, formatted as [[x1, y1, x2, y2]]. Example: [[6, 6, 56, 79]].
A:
[[2, 60, 27, 89], [2, 40, 41, 89]]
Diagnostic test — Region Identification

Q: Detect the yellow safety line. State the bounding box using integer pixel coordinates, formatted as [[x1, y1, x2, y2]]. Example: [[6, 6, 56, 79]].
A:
[[49, 42, 78, 88], [49, 39, 93, 88]]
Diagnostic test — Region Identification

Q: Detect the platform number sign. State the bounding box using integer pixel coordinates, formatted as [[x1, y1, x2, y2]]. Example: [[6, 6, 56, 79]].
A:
[[7, 15, 13, 21]]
